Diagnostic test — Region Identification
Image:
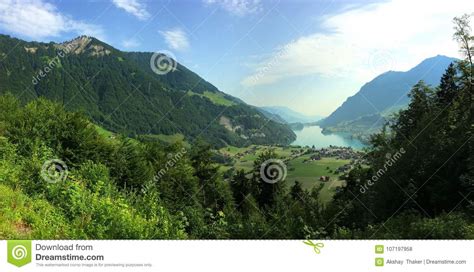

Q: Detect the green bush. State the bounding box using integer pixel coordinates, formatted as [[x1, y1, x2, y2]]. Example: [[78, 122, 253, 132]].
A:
[[0, 184, 72, 239]]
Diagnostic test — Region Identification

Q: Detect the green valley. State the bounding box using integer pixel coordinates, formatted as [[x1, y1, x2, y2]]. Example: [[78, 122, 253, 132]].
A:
[[0, 12, 473, 241], [218, 145, 363, 203]]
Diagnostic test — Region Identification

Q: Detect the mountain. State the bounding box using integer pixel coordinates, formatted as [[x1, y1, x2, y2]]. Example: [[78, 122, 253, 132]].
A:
[[0, 34, 295, 147], [320, 55, 457, 135], [259, 106, 323, 124], [256, 107, 287, 124]]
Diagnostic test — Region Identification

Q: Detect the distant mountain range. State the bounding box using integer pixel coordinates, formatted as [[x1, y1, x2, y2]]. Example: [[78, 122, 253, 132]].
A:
[[320, 55, 458, 139], [0, 34, 295, 147], [259, 106, 324, 124]]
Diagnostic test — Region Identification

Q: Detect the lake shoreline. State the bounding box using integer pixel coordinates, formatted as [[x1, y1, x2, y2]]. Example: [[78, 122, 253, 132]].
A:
[[290, 125, 367, 150]]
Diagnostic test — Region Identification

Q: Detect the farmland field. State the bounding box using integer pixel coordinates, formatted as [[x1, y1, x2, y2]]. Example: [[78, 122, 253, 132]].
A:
[[219, 145, 356, 203]]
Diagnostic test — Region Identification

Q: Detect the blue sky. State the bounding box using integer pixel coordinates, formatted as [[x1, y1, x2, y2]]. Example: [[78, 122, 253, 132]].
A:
[[0, 0, 470, 115]]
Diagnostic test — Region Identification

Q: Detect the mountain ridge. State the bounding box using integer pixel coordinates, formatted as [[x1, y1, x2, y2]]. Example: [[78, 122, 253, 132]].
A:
[[0, 34, 296, 147], [259, 106, 323, 124], [320, 55, 458, 130]]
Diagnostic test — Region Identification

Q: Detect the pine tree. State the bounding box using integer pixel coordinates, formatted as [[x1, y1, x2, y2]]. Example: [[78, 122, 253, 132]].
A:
[[436, 63, 459, 106], [290, 181, 304, 200], [252, 150, 286, 210], [230, 170, 254, 210]]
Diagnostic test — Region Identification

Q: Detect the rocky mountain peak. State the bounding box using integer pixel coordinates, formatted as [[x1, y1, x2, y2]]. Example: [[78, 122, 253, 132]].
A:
[[54, 36, 111, 56]]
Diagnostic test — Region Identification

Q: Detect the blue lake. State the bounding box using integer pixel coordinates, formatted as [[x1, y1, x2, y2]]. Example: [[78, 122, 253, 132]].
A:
[[291, 125, 366, 149]]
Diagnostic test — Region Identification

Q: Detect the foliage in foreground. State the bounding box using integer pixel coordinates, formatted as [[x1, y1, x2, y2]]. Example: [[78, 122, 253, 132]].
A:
[[0, 94, 326, 239]]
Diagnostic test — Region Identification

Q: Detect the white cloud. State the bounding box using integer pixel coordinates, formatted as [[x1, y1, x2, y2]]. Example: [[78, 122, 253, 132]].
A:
[[0, 0, 104, 40], [203, 0, 261, 16], [241, 0, 472, 87], [112, 0, 150, 20], [159, 28, 190, 51]]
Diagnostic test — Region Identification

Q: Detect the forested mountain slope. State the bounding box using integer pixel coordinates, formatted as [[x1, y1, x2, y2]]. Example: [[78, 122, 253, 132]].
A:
[[321, 55, 457, 128], [0, 34, 295, 147]]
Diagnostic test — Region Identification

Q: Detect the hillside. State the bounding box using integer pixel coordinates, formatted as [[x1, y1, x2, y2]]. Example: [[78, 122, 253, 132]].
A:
[[0, 34, 295, 147], [260, 106, 323, 123], [320, 55, 457, 133], [256, 107, 287, 124]]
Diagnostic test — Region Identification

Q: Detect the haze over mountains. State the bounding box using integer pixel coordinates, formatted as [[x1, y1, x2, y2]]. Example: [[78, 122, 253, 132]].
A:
[[259, 106, 323, 124], [0, 34, 296, 147], [320, 55, 457, 138]]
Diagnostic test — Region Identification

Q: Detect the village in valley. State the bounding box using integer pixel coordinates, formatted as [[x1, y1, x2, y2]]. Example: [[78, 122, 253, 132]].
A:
[[218, 144, 367, 203]]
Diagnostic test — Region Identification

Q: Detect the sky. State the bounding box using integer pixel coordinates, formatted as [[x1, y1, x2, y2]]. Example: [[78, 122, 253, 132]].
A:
[[0, 0, 471, 116]]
